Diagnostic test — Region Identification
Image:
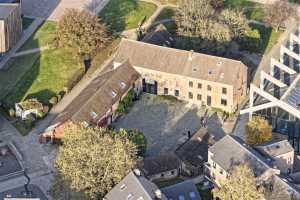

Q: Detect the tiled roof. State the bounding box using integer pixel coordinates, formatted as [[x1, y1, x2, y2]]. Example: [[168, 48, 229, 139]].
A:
[[255, 140, 294, 157], [53, 61, 140, 125], [161, 180, 202, 200], [104, 171, 166, 200], [115, 39, 247, 86], [137, 153, 181, 176]]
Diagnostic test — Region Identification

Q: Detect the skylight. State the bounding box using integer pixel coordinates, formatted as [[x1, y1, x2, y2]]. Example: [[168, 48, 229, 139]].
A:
[[120, 81, 126, 89], [90, 111, 97, 119], [111, 91, 117, 98]]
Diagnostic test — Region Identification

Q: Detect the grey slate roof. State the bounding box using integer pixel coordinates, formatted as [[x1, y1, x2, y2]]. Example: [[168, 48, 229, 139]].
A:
[[0, 3, 18, 19], [161, 180, 202, 200], [104, 171, 166, 200], [208, 135, 272, 176], [255, 140, 294, 157], [137, 153, 181, 177], [175, 128, 217, 167], [142, 24, 175, 47], [115, 39, 247, 86]]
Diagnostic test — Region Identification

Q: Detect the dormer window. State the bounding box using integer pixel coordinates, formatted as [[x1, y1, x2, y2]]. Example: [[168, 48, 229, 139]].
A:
[[111, 91, 117, 98], [82, 121, 89, 128], [90, 111, 97, 119], [120, 81, 126, 89], [120, 184, 126, 191], [127, 194, 134, 200]]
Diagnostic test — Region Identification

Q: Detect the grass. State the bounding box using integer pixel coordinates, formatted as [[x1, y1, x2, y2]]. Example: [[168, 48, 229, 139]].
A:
[[154, 7, 175, 22], [0, 21, 83, 106], [225, 0, 264, 21], [157, 0, 178, 4], [99, 0, 157, 32], [154, 177, 184, 188], [22, 17, 34, 30], [240, 23, 283, 54], [18, 21, 57, 52], [4, 48, 83, 104]]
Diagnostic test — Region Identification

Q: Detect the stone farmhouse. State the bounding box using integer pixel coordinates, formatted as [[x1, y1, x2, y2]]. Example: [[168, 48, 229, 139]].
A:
[[114, 39, 248, 113], [0, 2, 22, 55], [40, 61, 141, 143], [206, 135, 300, 200]]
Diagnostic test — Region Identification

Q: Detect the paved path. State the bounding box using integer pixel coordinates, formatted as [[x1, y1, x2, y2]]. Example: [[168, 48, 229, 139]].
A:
[[22, 0, 110, 21], [12, 46, 50, 57], [0, 18, 44, 70]]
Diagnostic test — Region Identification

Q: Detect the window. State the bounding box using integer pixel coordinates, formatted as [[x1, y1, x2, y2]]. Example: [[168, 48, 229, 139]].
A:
[[161, 173, 164, 177], [189, 81, 193, 87], [207, 96, 212, 106], [171, 170, 175, 175], [213, 162, 216, 168], [189, 92, 193, 99], [82, 121, 89, 128], [175, 90, 180, 97], [222, 87, 227, 94], [111, 90, 117, 98], [198, 83, 202, 89], [220, 169, 223, 174], [120, 81, 126, 89], [207, 85, 212, 91], [120, 184, 126, 191], [221, 99, 227, 106], [127, 194, 134, 200], [197, 94, 202, 101], [90, 111, 97, 119], [164, 88, 168, 95]]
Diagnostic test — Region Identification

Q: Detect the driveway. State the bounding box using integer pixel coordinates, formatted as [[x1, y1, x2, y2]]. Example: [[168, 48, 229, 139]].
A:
[[22, 0, 109, 21], [113, 94, 225, 156]]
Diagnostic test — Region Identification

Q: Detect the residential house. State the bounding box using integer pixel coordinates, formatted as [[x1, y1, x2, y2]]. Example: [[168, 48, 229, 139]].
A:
[[175, 128, 218, 177], [40, 61, 141, 143], [207, 135, 300, 200], [0, 2, 22, 55], [114, 39, 248, 113], [161, 180, 202, 200], [142, 24, 175, 47], [104, 170, 168, 200], [137, 154, 181, 181], [255, 140, 294, 174]]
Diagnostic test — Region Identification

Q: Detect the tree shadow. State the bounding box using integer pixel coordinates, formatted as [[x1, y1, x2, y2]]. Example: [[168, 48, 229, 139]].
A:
[[98, 0, 138, 32], [21, 0, 61, 20]]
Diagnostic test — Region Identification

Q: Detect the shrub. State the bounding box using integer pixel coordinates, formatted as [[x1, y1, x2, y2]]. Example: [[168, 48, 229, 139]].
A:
[[56, 94, 62, 102], [49, 96, 58, 105], [119, 128, 147, 156], [43, 105, 50, 114], [117, 90, 135, 113], [8, 108, 15, 118]]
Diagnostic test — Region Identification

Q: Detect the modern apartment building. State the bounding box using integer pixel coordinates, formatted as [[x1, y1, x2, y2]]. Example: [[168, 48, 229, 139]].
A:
[[114, 39, 248, 113], [0, 2, 22, 55], [240, 23, 300, 152]]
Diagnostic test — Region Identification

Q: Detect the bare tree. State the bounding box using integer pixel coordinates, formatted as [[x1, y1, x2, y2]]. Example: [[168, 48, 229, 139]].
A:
[[263, 0, 297, 32]]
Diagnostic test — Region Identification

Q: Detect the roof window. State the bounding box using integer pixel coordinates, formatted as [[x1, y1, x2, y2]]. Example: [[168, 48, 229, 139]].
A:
[[127, 194, 134, 200], [120, 81, 126, 89], [111, 91, 117, 98], [90, 111, 97, 119], [120, 184, 126, 191], [189, 192, 196, 198]]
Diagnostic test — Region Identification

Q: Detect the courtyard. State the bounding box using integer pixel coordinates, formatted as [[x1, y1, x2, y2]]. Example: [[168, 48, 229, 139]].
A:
[[113, 94, 225, 156], [0, 144, 23, 178]]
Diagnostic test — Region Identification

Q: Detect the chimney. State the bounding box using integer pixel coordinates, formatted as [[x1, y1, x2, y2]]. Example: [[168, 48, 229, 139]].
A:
[[188, 50, 194, 61], [133, 168, 141, 176], [155, 189, 162, 199]]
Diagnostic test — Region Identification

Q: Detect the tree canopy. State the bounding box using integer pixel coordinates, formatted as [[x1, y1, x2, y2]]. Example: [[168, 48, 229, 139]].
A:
[[213, 163, 265, 200], [53, 124, 137, 199], [57, 9, 110, 57], [246, 116, 272, 145], [174, 0, 249, 55], [263, 0, 297, 32]]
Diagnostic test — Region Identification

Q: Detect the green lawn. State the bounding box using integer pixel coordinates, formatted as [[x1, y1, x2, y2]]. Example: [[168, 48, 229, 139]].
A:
[[0, 21, 83, 106], [225, 0, 264, 21], [154, 177, 184, 188], [4, 48, 83, 104], [18, 21, 57, 52], [99, 0, 157, 32], [22, 17, 34, 30], [240, 23, 283, 54]]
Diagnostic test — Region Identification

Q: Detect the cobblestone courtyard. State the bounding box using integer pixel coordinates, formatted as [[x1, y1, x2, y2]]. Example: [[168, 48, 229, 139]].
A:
[[114, 94, 225, 156]]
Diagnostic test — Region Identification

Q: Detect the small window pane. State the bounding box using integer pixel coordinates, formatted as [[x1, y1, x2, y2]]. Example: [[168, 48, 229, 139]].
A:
[[175, 90, 179, 97], [197, 94, 202, 101], [198, 83, 202, 89], [222, 87, 227, 94], [189, 81, 193, 87], [207, 85, 212, 91], [164, 88, 168, 95], [189, 92, 193, 99]]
